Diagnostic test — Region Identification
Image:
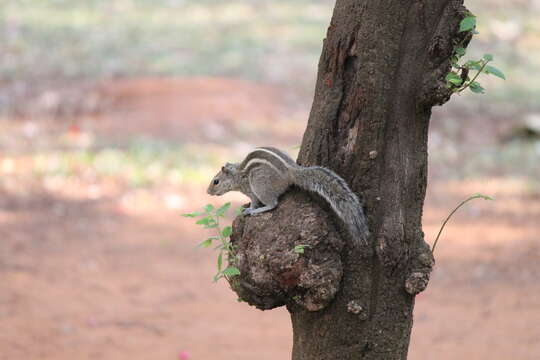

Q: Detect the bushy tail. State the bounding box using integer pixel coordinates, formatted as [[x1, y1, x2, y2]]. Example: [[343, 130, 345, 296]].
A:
[[290, 166, 369, 246]]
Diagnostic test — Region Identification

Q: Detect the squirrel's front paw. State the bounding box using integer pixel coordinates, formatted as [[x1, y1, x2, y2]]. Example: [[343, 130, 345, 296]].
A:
[[242, 207, 253, 216]]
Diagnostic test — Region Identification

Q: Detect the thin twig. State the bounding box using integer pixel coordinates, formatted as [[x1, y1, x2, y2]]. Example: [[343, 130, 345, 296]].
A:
[[431, 194, 492, 254], [458, 60, 489, 93]]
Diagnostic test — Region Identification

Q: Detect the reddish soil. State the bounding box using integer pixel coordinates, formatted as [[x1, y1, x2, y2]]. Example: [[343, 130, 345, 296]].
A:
[[93, 77, 304, 145], [1, 78, 539, 360]]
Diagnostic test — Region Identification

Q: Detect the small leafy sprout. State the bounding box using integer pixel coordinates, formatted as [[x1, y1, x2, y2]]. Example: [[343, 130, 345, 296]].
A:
[[183, 202, 240, 282], [293, 244, 310, 254], [431, 193, 493, 254], [446, 14, 505, 94], [458, 15, 476, 33]]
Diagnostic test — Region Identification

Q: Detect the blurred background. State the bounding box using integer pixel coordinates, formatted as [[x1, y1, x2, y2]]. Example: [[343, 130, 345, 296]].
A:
[[0, 0, 539, 359]]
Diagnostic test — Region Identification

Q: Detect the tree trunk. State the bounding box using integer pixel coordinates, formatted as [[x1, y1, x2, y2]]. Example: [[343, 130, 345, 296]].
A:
[[229, 0, 471, 359]]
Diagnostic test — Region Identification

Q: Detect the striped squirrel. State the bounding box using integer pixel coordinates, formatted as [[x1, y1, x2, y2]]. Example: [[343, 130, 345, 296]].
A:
[[207, 147, 369, 246]]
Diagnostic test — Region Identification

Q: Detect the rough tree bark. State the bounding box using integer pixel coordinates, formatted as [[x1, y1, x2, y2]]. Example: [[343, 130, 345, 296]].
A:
[[228, 0, 471, 359]]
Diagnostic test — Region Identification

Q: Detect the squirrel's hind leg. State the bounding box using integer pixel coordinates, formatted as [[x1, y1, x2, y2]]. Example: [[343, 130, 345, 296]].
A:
[[242, 197, 262, 215], [243, 200, 278, 215]]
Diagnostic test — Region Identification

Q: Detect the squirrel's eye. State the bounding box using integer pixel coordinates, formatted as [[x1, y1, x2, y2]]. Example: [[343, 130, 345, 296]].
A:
[[213, 179, 219, 185]]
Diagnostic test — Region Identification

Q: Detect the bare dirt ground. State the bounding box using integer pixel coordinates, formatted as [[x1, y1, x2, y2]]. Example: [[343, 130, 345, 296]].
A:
[[1, 78, 539, 360]]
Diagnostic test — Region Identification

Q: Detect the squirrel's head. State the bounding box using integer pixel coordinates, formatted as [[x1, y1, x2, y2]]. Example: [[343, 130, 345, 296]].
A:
[[207, 162, 240, 196]]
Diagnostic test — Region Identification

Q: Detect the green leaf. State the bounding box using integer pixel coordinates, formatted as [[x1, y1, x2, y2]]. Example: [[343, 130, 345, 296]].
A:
[[196, 216, 212, 225], [483, 53, 494, 61], [455, 47, 466, 56], [213, 273, 223, 282], [204, 204, 214, 213], [445, 72, 463, 86], [484, 65, 506, 80], [464, 60, 482, 70], [221, 226, 232, 238], [222, 267, 241, 277], [294, 244, 310, 254], [459, 16, 476, 32], [182, 211, 203, 218], [469, 81, 485, 94], [217, 252, 223, 272], [198, 238, 213, 248], [216, 202, 231, 217]]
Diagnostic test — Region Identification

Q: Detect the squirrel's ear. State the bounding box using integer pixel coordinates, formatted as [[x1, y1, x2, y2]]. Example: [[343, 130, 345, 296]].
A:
[[224, 162, 236, 173], [221, 165, 230, 174]]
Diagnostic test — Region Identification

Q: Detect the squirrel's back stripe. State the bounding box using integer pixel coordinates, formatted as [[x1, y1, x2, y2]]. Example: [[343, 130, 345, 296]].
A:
[[244, 158, 285, 178], [240, 148, 292, 175], [257, 147, 297, 166]]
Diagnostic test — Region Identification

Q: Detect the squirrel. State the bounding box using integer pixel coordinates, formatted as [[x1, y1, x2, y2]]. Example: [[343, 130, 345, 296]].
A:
[[207, 147, 369, 246]]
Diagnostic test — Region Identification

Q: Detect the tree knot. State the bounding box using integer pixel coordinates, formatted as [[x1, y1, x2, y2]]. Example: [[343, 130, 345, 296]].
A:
[[228, 192, 346, 311]]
